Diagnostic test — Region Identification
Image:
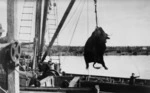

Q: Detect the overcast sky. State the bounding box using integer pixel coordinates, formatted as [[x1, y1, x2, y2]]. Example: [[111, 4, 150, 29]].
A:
[[57, 0, 150, 46], [0, 0, 150, 46]]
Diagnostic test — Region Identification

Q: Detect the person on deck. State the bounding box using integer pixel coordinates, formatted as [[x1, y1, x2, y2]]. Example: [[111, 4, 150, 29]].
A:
[[0, 23, 8, 43], [129, 73, 140, 85], [47, 58, 54, 70]]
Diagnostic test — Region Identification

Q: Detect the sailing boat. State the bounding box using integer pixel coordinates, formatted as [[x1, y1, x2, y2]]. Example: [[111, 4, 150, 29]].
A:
[[1, 0, 150, 93], [19, 0, 150, 93]]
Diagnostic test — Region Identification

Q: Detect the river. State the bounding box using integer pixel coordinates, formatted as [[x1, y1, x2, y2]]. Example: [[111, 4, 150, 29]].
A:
[[51, 56, 150, 79]]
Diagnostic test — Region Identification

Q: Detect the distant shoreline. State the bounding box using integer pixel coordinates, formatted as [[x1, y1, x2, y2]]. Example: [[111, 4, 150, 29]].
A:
[[21, 45, 150, 56], [49, 46, 150, 56]]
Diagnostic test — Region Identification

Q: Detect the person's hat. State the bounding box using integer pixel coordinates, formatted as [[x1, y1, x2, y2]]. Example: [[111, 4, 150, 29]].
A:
[[0, 23, 5, 32]]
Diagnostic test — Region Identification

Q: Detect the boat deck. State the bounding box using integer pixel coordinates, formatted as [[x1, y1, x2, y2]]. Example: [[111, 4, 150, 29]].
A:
[[20, 87, 94, 93], [20, 87, 115, 93]]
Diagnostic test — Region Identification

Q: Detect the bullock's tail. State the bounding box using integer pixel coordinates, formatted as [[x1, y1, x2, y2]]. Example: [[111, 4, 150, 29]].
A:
[[93, 62, 101, 69]]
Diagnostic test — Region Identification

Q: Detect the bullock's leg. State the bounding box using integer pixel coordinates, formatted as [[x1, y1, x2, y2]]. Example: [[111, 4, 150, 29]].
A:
[[97, 56, 108, 70], [93, 54, 101, 69], [100, 56, 108, 70], [85, 61, 89, 69], [84, 53, 90, 69], [84, 56, 89, 69], [102, 60, 108, 70]]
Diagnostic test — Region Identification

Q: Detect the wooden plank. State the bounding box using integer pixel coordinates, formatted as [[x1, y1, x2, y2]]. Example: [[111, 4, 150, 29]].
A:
[[20, 91, 114, 93], [21, 91, 65, 93], [20, 87, 93, 93], [40, 76, 54, 87], [69, 77, 80, 87]]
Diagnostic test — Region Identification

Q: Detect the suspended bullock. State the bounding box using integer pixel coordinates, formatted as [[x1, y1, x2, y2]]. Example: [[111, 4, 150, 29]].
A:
[[84, 27, 110, 70]]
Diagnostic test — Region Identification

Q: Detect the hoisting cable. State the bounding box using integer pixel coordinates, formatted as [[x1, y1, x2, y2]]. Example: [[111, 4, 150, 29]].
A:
[[94, 0, 98, 27]]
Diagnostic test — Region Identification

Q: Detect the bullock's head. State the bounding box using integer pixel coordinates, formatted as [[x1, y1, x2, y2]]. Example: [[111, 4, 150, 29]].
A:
[[92, 27, 110, 43]]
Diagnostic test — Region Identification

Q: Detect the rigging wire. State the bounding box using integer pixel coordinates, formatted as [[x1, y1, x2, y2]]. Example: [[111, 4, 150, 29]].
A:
[[134, 62, 141, 77], [61, 0, 82, 32], [62, 1, 86, 63], [61, 0, 83, 63], [131, 59, 141, 77], [68, 0, 86, 47]]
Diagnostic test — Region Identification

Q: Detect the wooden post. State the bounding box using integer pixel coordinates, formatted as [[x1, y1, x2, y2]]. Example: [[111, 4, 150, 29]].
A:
[[33, 0, 42, 70], [7, 0, 19, 93], [40, 0, 50, 61], [7, 0, 18, 41]]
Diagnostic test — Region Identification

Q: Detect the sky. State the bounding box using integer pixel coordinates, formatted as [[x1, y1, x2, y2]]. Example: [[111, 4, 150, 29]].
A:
[[0, 0, 150, 46]]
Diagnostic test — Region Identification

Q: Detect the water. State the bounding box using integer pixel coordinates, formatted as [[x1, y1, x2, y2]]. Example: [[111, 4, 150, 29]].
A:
[[52, 56, 150, 79]]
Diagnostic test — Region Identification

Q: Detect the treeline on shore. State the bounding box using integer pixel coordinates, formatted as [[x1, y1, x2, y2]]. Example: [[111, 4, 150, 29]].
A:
[[21, 44, 150, 56], [49, 46, 150, 56]]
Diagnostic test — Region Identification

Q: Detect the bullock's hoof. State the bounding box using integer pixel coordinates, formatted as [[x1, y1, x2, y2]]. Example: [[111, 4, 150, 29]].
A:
[[104, 67, 108, 70]]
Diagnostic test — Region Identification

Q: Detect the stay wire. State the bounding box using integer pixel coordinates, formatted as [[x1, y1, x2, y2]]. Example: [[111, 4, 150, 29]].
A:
[[134, 62, 141, 77], [62, 1, 86, 63], [61, 0, 82, 32], [68, 0, 86, 47], [131, 60, 141, 77]]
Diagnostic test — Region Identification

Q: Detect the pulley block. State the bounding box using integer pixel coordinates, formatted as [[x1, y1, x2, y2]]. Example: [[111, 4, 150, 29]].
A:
[[10, 42, 21, 63]]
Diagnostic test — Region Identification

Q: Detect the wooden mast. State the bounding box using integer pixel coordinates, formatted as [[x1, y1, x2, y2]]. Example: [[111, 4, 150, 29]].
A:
[[41, 0, 76, 62], [39, 0, 50, 61], [33, 0, 42, 70]]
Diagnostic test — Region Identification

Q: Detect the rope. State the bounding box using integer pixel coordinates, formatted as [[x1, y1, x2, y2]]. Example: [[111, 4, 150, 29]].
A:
[[94, 0, 99, 27]]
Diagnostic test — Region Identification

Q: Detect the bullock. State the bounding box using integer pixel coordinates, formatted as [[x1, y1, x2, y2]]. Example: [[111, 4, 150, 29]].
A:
[[84, 27, 110, 70]]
